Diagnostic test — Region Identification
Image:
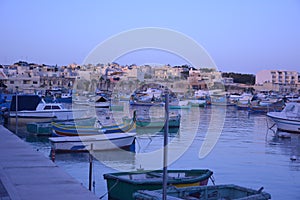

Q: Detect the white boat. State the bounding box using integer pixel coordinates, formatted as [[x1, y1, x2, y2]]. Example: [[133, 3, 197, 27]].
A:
[[9, 96, 86, 124], [49, 132, 136, 152], [194, 90, 209, 99], [267, 102, 300, 133], [140, 88, 162, 98]]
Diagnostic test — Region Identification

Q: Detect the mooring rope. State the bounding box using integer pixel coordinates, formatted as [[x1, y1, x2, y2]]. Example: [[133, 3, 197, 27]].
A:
[[99, 179, 119, 199]]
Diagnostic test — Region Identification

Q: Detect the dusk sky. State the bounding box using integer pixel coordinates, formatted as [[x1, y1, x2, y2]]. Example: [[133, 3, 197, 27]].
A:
[[1, 0, 300, 74]]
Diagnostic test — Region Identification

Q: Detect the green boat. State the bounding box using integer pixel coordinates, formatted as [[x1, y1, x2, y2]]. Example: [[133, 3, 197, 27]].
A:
[[134, 184, 271, 200], [123, 114, 181, 130], [103, 169, 213, 200]]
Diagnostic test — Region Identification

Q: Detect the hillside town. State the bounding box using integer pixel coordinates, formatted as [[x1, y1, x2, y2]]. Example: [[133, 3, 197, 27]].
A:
[[0, 61, 299, 97]]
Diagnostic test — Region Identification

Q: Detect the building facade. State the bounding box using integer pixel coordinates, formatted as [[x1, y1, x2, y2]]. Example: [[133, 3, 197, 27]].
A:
[[255, 70, 300, 93]]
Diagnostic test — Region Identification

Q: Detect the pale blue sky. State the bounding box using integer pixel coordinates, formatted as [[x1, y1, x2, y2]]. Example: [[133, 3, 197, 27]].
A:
[[1, 0, 299, 74]]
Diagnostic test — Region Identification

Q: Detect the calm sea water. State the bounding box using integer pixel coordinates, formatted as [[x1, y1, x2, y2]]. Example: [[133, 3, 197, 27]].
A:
[[6, 106, 300, 200]]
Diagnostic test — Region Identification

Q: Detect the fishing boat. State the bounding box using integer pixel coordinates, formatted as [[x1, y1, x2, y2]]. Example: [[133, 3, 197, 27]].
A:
[[49, 132, 136, 152], [188, 99, 207, 107], [210, 92, 234, 106], [134, 184, 271, 200], [122, 113, 180, 130], [249, 99, 285, 113], [94, 96, 110, 108], [130, 88, 164, 107], [103, 169, 213, 200], [135, 114, 181, 129], [267, 102, 300, 133], [8, 95, 87, 124], [26, 117, 97, 136], [169, 100, 191, 109], [51, 115, 136, 137], [130, 100, 165, 107]]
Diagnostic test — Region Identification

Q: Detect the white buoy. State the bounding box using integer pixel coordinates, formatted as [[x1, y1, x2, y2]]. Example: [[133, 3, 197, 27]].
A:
[[290, 155, 297, 161], [278, 132, 291, 138]]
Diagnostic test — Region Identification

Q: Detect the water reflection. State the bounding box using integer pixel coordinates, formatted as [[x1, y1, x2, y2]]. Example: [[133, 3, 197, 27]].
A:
[[267, 131, 300, 171], [4, 105, 300, 199]]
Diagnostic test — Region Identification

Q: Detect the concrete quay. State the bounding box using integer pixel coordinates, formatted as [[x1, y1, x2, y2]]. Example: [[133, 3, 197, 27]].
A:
[[0, 125, 99, 200]]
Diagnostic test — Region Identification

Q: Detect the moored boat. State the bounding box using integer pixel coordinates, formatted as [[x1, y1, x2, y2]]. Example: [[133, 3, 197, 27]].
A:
[[27, 117, 97, 136], [51, 115, 136, 137], [8, 95, 87, 124], [103, 169, 213, 200], [52, 111, 136, 136], [267, 102, 300, 133], [135, 114, 181, 129], [249, 99, 285, 113], [134, 184, 271, 200], [94, 96, 110, 108], [188, 99, 207, 107], [49, 132, 136, 152], [169, 100, 191, 109]]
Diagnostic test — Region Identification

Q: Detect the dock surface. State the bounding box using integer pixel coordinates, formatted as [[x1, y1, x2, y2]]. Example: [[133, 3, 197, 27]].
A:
[[0, 125, 99, 200]]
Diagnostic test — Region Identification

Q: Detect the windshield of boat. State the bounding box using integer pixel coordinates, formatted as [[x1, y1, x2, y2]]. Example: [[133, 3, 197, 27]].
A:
[[284, 103, 300, 117], [285, 104, 295, 112]]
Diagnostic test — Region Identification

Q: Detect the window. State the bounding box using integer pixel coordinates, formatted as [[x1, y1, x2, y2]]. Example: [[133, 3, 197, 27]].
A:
[[44, 106, 51, 110], [10, 81, 14, 84], [33, 81, 38, 84], [52, 106, 61, 109]]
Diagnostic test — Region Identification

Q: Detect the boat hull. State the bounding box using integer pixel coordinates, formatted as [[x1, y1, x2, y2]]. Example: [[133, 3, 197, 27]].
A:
[[267, 113, 300, 133], [104, 169, 213, 200], [52, 122, 135, 136], [135, 116, 180, 128], [49, 132, 136, 152], [27, 117, 97, 136], [9, 109, 86, 125], [94, 102, 110, 108], [134, 184, 271, 200]]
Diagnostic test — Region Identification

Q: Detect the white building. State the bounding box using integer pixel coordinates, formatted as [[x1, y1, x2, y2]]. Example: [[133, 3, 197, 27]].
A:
[[255, 70, 300, 92]]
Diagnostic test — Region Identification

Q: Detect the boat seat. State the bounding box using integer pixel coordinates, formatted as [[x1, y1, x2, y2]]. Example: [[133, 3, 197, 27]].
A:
[[146, 172, 178, 180], [184, 197, 199, 200]]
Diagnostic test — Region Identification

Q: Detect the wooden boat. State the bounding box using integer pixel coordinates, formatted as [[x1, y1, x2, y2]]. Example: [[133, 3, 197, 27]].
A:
[[134, 184, 271, 200], [136, 114, 180, 129], [169, 100, 191, 109], [51, 117, 136, 136], [26, 117, 97, 136], [122, 111, 180, 131], [188, 99, 207, 107], [52, 111, 136, 136], [94, 96, 110, 108], [210, 95, 235, 106], [249, 99, 285, 113], [103, 169, 213, 200], [130, 100, 164, 107], [49, 132, 136, 152], [267, 102, 300, 133], [130, 89, 164, 107]]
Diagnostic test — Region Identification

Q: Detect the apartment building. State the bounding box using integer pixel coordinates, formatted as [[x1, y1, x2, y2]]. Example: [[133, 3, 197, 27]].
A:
[[255, 70, 300, 92]]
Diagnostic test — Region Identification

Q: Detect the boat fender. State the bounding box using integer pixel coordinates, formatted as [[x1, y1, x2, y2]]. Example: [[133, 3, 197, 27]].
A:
[[290, 155, 297, 161]]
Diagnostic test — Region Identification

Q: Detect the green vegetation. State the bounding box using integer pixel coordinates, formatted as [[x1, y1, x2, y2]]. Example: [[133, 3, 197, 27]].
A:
[[222, 72, 255, 85]]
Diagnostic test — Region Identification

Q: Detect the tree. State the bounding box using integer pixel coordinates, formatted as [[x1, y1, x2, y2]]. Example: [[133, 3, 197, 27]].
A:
[[222, 72, 255, 85]]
